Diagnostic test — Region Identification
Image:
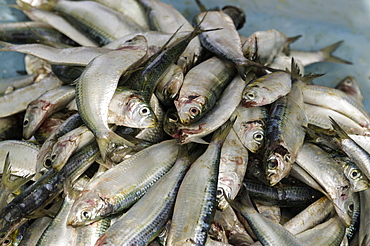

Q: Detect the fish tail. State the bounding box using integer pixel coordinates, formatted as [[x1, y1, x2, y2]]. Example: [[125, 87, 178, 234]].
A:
[[96, 131, 134, 162], [283, 35, 302, 54], [195, 0, 208, 12], [290, 58, 324, 84], [1, 153, 34, 202], [319, 41, 352, 64], [329, 116, 351, 140]]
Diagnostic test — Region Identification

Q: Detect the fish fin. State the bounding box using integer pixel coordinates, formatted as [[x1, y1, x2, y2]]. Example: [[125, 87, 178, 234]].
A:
[[195, 0, 208, 12], [190, 137, 210, 145], [329, 116, 351, 140], [96, 131, 135, 163], [283, 35, 302, 55], [1, 153, 34, 193], [319, 41, 352, 65], [290, 58, 324, 84]]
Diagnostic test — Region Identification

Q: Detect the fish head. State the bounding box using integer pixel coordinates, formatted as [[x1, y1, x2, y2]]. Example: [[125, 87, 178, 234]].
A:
[[156, 69, 183, 106], [163, 108, 182, 137], [343, 163, 369, 192], [332, 185, 356, 227], [117, 35, 148, 52], [126, 97, 157, 128], [67, 190, 111, 227], [23, 100, 48, 140], [241, 88, 263, 108], [108, 92, 157, 128], [265, 152, 291, 186], [217, 172, 240, 211], [238, 121, 264, 153], [174, 95, 206, 125]]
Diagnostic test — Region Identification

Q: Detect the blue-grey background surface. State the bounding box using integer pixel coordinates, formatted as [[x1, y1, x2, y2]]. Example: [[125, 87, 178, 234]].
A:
[[1, 0, 370, 110]]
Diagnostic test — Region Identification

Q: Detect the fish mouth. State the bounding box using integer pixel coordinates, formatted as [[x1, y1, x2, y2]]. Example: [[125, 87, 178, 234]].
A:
[[265, 153, 290, 186]]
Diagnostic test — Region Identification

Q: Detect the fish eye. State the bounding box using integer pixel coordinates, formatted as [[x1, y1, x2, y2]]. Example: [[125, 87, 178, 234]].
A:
[[139, 106, 150, 116], [344, 80, 353, 86], [216, 189, 223, 197], [44, 158, 52, 168], [245, 92, 255, 100], [284, 154, 290, 163], [253, 132, 264, 141], [268, 160, 278, 169], [82, 211, 91, 219], [350, 169, 360, 179], [189, 107, 200, 117], [348, 203, 354, 212], [23, 119, 29, 126], [2, 237, 12, 246]]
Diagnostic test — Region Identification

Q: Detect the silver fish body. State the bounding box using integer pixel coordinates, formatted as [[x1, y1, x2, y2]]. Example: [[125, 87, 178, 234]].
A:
[[0, 75, 63, 118], [22, 85, 75, 140], [296, 142, 355, 226], [76, 35, 147, 161], [175, 56, 236, 125], [67, 139, 180, 226], [242, 71, 291, 108], [217, 129, 248, 211], [233, 105, 267, 153], [167, 121, 232, 246]]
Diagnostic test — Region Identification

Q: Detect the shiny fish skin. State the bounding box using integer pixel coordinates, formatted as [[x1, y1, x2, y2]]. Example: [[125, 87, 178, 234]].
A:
[[95, 145, 202, 246], [22, 85, 75, 140], [0, 74, 36, 96], [295, 142, 355, 226], [0, 75, 63, 118], [166, 120, 232, 246], [194, 11, 252, 80], [0, 143, 99, 234], [175, 56, 236, 125], [155, 63, 184, 106], [263, 70, 307, 186], [0, 140, 39, 180], [50, 125, 94, 172], [0, 41, 113, 66], [173, 73, 254, 145], [233, 105, 267, 153], [230, 188, 303, 246], [242, 71, 291, 108], [217, 129, 248, 211], [302, 84, 370, 128], [67, 139, 180, 226], [54, 0, 145, 46], [22, 8, 98, 47], [76, 35, 147, 162], [242, 29, 300, 65]]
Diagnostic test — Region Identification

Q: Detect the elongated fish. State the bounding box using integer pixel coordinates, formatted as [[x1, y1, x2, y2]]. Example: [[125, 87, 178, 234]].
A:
[[76, 35, 148, 162]]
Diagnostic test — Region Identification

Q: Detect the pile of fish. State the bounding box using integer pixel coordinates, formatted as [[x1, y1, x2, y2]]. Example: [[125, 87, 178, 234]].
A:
[[0, 0, 369, 245]]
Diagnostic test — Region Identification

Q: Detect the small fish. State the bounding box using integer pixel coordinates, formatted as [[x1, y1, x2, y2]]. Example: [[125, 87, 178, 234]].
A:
[[242, 71, 291, 108], [233, 105, 267, 153], [174, 56, 236, 125], [22, 85, 75, 140], [76, 35, 148, 162], [335, 76, 364, 103]]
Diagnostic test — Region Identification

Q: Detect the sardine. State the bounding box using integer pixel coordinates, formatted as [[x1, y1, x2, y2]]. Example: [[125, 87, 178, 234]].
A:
[[95, 145, 202, 246], [242, 71, 291, 108], [263, 64, 307, 186], [175, 56, 236, 125], [166, 120, 232, 245], [67, 139, 180, 226], [173, 73, 254, 144], [76, 35, 147, 162], [54, 0, 145, 45], [22, 85, 75, 140], [233, 105, 267, 153], [295, 142, 355, 226], [217, 129, 248, 211], [335, 76, 363, 103], [0, 74, 63, 118], [289, 41, 352, 66]]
